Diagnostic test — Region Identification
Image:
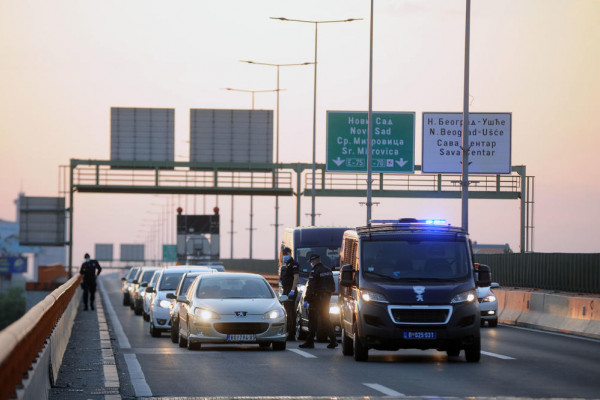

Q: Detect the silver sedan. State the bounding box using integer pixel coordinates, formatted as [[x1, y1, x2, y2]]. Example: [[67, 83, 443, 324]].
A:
[[177, 272, 287, 351]]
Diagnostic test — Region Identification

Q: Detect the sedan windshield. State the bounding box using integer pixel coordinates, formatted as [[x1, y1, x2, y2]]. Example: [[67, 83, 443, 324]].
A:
[[196, 278, 274, 299], [361, 239, 471, 282]]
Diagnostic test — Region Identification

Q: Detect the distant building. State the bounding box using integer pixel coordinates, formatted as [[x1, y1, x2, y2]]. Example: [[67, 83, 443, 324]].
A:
[[472, 242, 513, 254]]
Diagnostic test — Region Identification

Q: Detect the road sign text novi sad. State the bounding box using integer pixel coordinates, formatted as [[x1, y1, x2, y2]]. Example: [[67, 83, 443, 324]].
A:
[[326, 111, 415, 173]]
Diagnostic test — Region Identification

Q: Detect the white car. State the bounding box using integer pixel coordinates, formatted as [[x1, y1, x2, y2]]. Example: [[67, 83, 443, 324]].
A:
[[147, 267, 215, 337], [177, 272, 287, 350], [477, 282, 499, 327]]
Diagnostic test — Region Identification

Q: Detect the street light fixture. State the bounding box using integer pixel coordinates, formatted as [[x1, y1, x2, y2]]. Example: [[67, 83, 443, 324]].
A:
[[239, 59, 313, 259], [222, 86, 280, 260], [270, 16, 362, 226]]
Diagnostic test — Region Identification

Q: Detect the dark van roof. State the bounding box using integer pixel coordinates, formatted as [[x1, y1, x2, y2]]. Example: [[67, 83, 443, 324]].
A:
[[288, 226, 353, 247]]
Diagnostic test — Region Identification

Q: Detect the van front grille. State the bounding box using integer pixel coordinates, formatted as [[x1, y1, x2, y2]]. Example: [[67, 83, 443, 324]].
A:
[[389, 306, 451, 324]]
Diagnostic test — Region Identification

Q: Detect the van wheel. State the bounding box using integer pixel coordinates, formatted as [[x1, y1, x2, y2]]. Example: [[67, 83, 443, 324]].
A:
[[465, 336, 481, 362], [342, 328, 353, 356], [446, 342, 461, 357], [353, 322, 368, 362], [296, 313, 307, 340]]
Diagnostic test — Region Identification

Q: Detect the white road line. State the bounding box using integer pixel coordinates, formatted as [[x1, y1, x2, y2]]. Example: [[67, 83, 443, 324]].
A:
[[363, 383, 405, 397], [481, 351, 516, 360], [124, 354, 153, 397], [98, 279, 131, 349], [287, 348, 318, 358]]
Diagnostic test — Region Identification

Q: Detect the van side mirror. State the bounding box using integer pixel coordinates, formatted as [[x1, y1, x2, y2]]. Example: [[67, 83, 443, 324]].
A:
[[475, 264, 492, 287], [340, 264, 355, 287]]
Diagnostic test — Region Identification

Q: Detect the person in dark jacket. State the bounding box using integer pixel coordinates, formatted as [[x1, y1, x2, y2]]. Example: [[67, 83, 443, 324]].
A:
[[80, 253, 102, 311], [299, 254, 337, 349], [279, 247, 300, 341]]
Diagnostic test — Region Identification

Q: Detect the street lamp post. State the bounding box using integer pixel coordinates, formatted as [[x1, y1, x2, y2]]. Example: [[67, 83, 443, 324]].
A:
[[223, 87, 279, 260], [239, 60, 312, 259], [270, 17, 362, 226]]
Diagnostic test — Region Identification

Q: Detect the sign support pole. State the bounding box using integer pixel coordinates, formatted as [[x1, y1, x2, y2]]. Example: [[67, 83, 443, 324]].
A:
[[461, 0, 471, 233], [366, 0, 374, 226]]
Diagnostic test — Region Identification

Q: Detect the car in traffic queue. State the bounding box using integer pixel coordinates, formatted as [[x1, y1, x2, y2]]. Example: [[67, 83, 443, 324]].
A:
[[121, 266, 140, 306], [168, 271, 215, 343], [474, 264, 499, 327], [295, 271, 341, 342], [147, 266, 216, 337], [177, 272, 288, 351], [133, 267, 162, 316], [143, 269, 162, 321]]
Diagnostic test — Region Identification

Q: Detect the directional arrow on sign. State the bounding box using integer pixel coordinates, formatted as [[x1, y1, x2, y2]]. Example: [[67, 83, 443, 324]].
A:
[[333, 157, 345, 166], [395, 158, 408, 167]]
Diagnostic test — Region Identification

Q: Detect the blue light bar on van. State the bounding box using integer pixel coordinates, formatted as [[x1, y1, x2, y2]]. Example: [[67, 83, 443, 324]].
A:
[[425, 219, 447, 225]]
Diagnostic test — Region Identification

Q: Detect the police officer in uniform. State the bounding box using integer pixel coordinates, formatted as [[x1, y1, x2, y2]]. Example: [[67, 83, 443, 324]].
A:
[[279, 247, 300, 341], [80, 253, 102, 310], [299, 254, 338, 349]]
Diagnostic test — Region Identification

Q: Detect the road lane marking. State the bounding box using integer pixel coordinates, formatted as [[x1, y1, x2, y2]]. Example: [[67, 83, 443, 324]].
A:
[[481, 351, 516, 360], [124, 354, 153, 397], [363, 383, 405, 396], [98, 279, 131, 349], [287, 348, 317, 358]]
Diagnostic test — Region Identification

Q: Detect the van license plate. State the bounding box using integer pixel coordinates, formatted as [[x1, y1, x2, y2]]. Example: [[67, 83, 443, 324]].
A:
[[227, 334, 256, 342], [403, 331, 436, 340]]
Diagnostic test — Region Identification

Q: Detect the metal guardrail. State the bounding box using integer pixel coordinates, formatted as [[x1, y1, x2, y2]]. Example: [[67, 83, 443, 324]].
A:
[[474, 253, 600, 294], [0, 275, 81, 400]]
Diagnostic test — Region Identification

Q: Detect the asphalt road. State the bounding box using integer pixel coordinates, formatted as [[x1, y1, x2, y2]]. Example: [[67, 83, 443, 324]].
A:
[[101, 274, 600, 399]]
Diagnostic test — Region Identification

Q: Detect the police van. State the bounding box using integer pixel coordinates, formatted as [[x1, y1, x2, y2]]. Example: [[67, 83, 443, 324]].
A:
[[338, 219, 491, 362], [279, 226, 351, 288]]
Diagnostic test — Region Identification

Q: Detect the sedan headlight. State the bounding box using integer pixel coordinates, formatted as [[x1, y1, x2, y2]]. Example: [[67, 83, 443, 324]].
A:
[[194, 308, 220, 320], [360, 290, 388, 304], [329, 305, 340, 314], [159, 300, 172, 309], [482, 294, 497, 303], [263, 308, 285, 320], [451, 290, 477, 304]]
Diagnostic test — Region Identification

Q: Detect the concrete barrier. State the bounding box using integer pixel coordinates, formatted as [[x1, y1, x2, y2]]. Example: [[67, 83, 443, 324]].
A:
[[496, 288, 600, 339]]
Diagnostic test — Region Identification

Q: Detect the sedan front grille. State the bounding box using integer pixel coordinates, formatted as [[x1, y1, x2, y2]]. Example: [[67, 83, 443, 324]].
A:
[[213, 322, 269, 334], [388, 306, 452, 325]]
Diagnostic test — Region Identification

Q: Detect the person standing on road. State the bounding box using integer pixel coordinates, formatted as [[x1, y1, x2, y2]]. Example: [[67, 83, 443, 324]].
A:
[[80, 253, 102, 311], [280, 247, 300, 341], [299, 254, 338, 349]]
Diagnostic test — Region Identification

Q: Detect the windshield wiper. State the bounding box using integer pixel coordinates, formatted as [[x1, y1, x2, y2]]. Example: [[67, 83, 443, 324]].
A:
[[364, 270, 399, 280]]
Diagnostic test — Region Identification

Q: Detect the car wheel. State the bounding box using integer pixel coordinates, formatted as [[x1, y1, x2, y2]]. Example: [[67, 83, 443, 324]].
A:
[[178, 329, 187, 348], [170, 320, 179, 343], [464, 336, 481, 362], [123, 295, 129, 306], [296, 312, 307, 340], [149, 321, 161, 338], [143, 311, 149, 322], [272, 341, 286, 351], [341, 328, 353, 356], [488, 318, 498, 328], [480, 319, 486, 327], [353, 322, 368, 362], [134, 305, 142, 316], [187, 332, 201, 350]]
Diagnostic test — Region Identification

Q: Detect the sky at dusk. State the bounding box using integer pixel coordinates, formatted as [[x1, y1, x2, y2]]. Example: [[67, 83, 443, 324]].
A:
[[1, 0, 599, 265]]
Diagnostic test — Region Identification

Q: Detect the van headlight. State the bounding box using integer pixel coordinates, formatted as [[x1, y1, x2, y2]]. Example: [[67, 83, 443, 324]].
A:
[[450, 290, 477, 304], [263, 308, 285, 320], [360, 290, 388, 304]]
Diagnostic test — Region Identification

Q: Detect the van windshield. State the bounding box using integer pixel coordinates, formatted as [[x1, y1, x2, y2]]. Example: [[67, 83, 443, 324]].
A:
[[296, 247, 341, 276], [361, 239, 471, 282]]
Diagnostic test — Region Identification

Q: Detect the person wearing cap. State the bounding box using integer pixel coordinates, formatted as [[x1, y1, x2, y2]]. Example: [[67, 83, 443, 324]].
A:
[[279, 246, 300, 341], [80, 253, 102, 311], [299, 254, 338, 349]]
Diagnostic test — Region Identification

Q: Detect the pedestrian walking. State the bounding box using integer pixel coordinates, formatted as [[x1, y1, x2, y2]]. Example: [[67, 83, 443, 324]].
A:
[[279, 247, 300, 341], [299, 254, 338, 349], [80, 253, 102, 311]]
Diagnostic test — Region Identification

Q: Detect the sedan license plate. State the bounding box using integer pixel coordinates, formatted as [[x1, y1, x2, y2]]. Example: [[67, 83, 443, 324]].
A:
[[403, 331, 436, 340], [227, 334, 256, 342]]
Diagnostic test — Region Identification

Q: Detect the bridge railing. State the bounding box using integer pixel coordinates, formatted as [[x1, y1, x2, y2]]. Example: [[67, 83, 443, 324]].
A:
[[0, 275, 81, 400]]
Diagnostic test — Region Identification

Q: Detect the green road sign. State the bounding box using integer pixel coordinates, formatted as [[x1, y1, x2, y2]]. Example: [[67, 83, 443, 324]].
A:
[[162, 244, 177, 262], [326, 111, 415, 173]]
